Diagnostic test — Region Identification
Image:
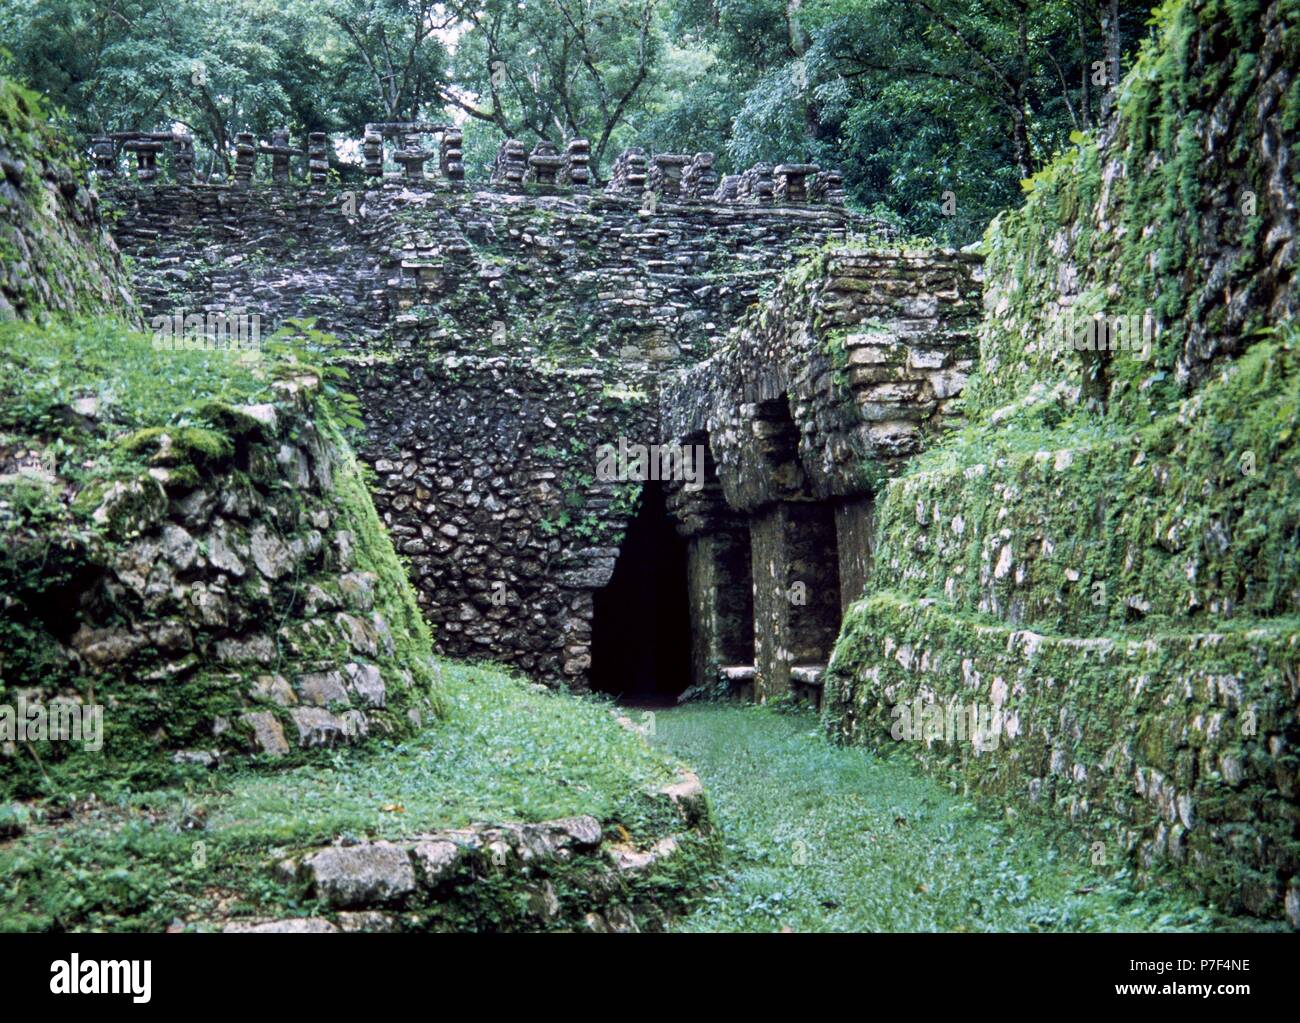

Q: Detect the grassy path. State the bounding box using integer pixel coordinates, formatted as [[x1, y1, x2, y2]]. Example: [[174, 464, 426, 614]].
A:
[[650, 703, 1253, 932]]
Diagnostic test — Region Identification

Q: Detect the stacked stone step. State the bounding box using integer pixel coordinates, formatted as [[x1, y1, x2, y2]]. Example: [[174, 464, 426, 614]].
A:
[[233, 132, 257, 188], [307, 133, 329, 186], [647, 153, 689, 200], [440, 128, 464, 181], [605, 148, 647, 194], [735, 163, 774, 204], [526, 141, 563, 185], [810, 168, 846, 205], [680, 152, 718, 200], [492, 139, 528, 185], [773, 163, 818, 203], [558, 139, 590, 187]]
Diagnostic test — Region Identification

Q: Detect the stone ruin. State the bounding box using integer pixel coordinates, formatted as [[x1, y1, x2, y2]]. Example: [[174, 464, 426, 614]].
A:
[[100, 141, 893, 695], [811, 169, 846, 205], [772, 163, 818, 203], [605, 147, 648, 193], [73, 0, 1300, 931], [525, 141, 562, 184], [736, 163, 774, 203], [645, 153, 689, 199], [491, 138, 528, 185], [493, 138, 591, 188], [558, 139, 591, 187], [712, 174, 741, 202], [93, 128, 322, 186], [90, 123, 845, 209], [91, 131, 194, 183], [363, 122, 465, 184], [679, 152, 718, 200], [92, 122, 469, 187]]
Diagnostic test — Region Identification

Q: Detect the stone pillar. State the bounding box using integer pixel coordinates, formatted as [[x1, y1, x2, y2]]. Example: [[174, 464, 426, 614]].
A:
[[125, 139, 163, 182], [686, 528, 755, 690], [440, 128, 464, 181], [561, 590, 595, 686], [171, 136, 194, 184], [681, 152, 717, 200], [712, 174, 741, 203], [750, 502, 841, 700], [307, 132, 329, 185], [647, 154, 688, 200], [834, 497, 874, 616], [559, 139, 590, 188], [233, 131, 256, 188], [393, 134, 431, 181], [738, 163, 774, 203], [363, 129, 384, 178], [773, 163, 818, 203], [605, 148, 647, 194], [491, 139, 527, 185], [811, 168, 846, 205], [526, 141, 562, 184], [268, 128, 293, 183], [90, 137, 116, 178]]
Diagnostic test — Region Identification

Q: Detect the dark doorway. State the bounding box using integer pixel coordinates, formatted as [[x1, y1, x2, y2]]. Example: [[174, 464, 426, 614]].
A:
[[590, 482, 691, 703]]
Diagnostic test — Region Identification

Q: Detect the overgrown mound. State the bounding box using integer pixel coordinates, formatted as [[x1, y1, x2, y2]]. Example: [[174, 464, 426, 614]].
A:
[[0, 320, 443, 795], [971, 0, 1296, 416], [0, 77, 445, 794], [825, 0, 1300, 926]]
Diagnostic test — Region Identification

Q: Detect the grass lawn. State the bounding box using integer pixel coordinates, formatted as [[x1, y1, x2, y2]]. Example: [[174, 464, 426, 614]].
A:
[[0, 663, 686, 931], [651, 702, 1277, 932]]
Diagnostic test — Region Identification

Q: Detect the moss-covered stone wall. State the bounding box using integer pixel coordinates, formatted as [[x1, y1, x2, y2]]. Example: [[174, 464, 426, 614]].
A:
[[0, 85, 442, 795], [0, 79, 136, 323], [823, 0, 1300, 927], [0, 322, 443, 797]]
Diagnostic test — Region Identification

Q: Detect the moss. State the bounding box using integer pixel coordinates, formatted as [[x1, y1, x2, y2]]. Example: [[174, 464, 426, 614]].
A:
[[195, 402, 278, 441], [117, 426, 234, 465], [821, 1, 1300, 924], [323, 414, 444, 720], [823, 590, 1298, 916], [0, 77, 134, 324]]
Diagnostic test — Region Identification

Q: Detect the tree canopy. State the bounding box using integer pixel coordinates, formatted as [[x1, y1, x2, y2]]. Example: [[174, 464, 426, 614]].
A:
[[0, 0, 1158, 241]]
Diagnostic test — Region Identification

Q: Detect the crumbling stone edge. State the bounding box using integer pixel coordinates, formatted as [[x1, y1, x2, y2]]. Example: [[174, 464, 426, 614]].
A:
[[213, 767, 714, 933]]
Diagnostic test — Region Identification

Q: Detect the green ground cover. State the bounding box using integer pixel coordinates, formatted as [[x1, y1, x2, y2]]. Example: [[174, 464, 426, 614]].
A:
[[651, 703, 1278, 932], [0, 662, 689, 931]]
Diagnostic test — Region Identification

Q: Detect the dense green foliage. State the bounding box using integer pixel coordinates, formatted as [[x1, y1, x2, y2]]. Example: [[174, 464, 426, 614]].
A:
[[2, 0, 1156, 239]]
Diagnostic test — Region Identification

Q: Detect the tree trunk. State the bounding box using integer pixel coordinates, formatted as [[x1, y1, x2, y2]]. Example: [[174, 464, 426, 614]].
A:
[[1011, 102, 1031, 179], [1078, 2, 1091, 128], [1099, 0, 1120, 121]]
